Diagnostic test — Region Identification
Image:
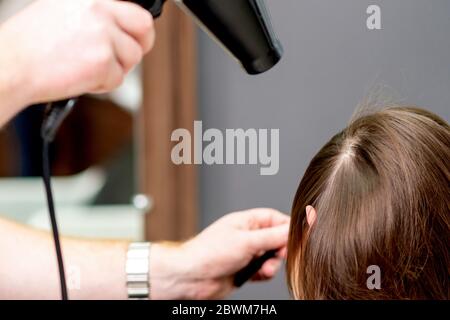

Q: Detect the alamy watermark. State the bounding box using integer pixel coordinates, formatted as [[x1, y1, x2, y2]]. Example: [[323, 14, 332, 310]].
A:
[[366, 265, 382, 290], [367, 5, 382, 30], [171, 121, 280, 176]]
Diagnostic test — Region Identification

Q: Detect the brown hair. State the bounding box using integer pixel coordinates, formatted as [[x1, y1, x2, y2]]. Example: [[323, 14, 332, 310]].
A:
[[287, 107, 449, 299]]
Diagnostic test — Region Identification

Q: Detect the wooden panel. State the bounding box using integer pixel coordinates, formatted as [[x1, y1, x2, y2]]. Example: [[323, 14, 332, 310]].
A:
[[139, 3, 198, 241]]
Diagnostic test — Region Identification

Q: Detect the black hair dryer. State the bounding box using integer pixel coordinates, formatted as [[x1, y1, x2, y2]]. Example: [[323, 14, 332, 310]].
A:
[[44, 0, 283, 137], [138, 0, 283, 74]]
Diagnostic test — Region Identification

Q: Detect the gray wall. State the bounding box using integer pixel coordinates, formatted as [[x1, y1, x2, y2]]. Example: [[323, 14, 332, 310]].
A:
[[198, 0, 450, 299]]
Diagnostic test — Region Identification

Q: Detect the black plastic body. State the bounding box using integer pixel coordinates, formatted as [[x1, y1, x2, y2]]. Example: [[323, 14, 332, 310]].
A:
[[178, 0, 283, 74], [41, 99, 77, 142], [233, 249, 278, 287], [132, 0, 167, 18], [136, 0, 283, 75]]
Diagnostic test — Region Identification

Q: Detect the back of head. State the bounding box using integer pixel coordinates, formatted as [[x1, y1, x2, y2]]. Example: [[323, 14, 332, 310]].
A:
[[287, 107, 450, 299]]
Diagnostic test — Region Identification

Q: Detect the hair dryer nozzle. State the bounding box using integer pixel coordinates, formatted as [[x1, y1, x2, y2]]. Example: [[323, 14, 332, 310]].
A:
[[176, 0, 283, 75]]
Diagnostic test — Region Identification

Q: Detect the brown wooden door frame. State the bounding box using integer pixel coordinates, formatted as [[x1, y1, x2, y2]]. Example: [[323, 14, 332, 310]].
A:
[[138, 3, 198, 241]]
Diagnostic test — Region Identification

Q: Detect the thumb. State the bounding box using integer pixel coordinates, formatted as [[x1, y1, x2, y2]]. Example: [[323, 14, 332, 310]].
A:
[[247, 224, 289, 253]]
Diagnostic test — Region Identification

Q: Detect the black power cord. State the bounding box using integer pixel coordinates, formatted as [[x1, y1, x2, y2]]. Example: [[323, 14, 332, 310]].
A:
[[41, 99, 76, 300], [42, 139, 68, 300]]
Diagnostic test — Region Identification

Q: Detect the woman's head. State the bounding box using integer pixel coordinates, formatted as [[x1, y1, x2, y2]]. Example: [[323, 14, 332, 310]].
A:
[[287, 107, 449, 299]]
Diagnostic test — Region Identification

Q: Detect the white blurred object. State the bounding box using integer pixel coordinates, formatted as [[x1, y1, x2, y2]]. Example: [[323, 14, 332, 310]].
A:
[[0, 167, 105, 204], [0, 168, 106, 222], [95, 66, 143, 113], [132, 194, 152, 211], [29, 205, 146, 241], [107, 66, 143, 113], [0, 167, 149, 240]]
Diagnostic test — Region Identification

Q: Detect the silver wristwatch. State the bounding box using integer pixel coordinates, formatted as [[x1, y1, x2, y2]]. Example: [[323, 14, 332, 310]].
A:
[[126, 242, 151, 300]]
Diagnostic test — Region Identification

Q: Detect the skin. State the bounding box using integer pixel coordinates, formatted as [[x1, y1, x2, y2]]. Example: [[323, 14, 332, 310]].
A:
[[0, 0, 290, 299], [0, 209, 289, 300], [0, 0, 155, 125], [306, 205, 316, 227]]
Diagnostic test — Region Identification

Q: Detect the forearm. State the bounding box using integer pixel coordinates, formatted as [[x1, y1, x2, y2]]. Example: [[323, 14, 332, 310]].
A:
[[0, 218, 129, 300], [0, 25, 30, 126], [0, 208, 289, 300], [0, 217, 197, 300]]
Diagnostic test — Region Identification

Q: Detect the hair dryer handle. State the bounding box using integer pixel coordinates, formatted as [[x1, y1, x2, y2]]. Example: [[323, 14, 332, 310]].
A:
[[41, 99, 77, 142], [131, 0, 167, 18]]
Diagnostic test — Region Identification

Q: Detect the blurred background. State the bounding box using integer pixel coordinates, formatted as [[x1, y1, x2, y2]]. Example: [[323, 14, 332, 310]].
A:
[[0, 0, 147, 241], [0, 0, 449, 299]]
